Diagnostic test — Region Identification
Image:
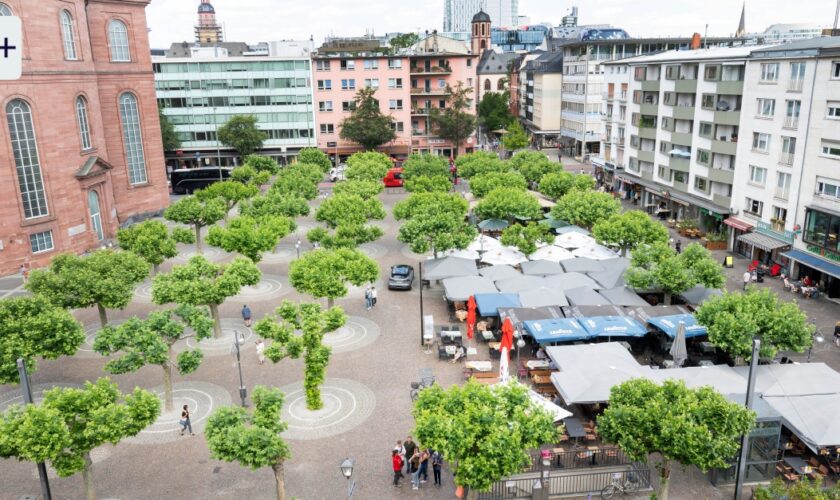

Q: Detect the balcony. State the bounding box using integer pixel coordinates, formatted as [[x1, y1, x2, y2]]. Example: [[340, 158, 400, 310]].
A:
[[639, 103, 658, 115], [614, 114, 626, 124], [672, 106, 695, 121], [602, 113, 614, 122], [717, 80, 744, 94], [671, 132, 693, 147], [714, 111, 741, 126], [410, 65, 452, 75], [638, 127, 657, 140], [708, 168, 734, 184], [640, 80, 660, 92], [637, 150, 655, 163], [774, 187, 790, 200], [603, 93, 615, 102], [674, 79, 698, 93], [711, 139, 738, 155], [713, 193, 732, 208], [616, 91, 628, 102], [412, 107, 433, 116], [788, 79, 804, 92], [783, 116, 799, 130], [670, 157, 690, 172], [411, 87, 449, 96], [779, 152, 794, 166]]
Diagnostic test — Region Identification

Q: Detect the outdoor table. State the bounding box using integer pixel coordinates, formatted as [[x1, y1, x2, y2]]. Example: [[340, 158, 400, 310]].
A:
[[488, 342, 515, 351], [526, 359, 551, 370], [480, 330, 495, 341], [465, 360, 493, 372], [564, 417, 587, 443], [784, 456, 812, 476], [418, 367, 434, 385]]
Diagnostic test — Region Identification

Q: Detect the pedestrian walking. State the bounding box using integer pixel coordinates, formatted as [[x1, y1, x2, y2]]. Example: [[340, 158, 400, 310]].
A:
[[179, 404, 194, 436], [403, 436, 417, 474], [419, 448, 430, 483], [255, 339, 266, 365], [241, 305, 252, 327], [364, 286, 372, 310], [834, 321, 840, 347], [743, 271, 751, 291], [409, 449, 421, 490], [675, 240, 682, 254], [431, 450, 443, 487], [370, 286, 378, 307], [392, 449, 403, 487]]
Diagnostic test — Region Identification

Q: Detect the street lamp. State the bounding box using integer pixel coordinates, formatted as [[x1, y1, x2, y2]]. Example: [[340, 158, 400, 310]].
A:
[[295, 239, 301, 259], [231, 330, 247, 407], [808, 331, 826, 362], [516, 337, 526, 379], [339, 458, 355, 499]]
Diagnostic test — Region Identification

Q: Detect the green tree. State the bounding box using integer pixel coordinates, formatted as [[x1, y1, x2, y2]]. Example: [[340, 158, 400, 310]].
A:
[[389, 32, 420, 49], [163, 195, 227, 254], [625, 243, 725, 304], [207, 215, 295, 262], [592, 210, 670, 257], [346, 151, 393, 169], [475, 187, 542, 221], [413, 381, 558, 500], [753, 479, 840, 500], [256, 301, 346, 409], [454, 151, 510, 179], [195, 180, 260, 220], [297, 147, 332, 173], [339, 87, 396, 150], [27, 250, 149, 328], [307, 224, 384, 249], [217, 115, 267, 158], [0, 378, 161, 500], [477, 91, 513, 132], [598, 379, 755, 500], [93, 305, 213, 411], [393, 191, 468, 220], [501, 120, 528, 151], [404, 175, 452, 193], [401, 153, 449, 180], [204, 386, 291, 500], [238, 192, 310, 219], [315, 194, 386, 228], [287, 162, 327, 184], [538, 172, 593, 200], [117, 220, 195, 274], [270, 171, 319, 200], [0, 295, 84, 384], [500, 222, 556, 257], [243, 154, 280, 174], [332, 179, 384, 199], [398, 204, 477, 257], [430, 82, 476, 157], [470, 171, 527, 198], [550, 189, 620, 229], [158, 109, 180, 152], [230, 165, 271, 187], [695, 288, 815, 361], [344, 157, 391, 182], [152, 256, 261, 338], [289, 249, 379, 308], [510, 151, 564, 185]]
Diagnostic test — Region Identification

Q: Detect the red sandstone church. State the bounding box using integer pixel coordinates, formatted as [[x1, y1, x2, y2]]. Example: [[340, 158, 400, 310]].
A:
[[0, 0, 169, 276]]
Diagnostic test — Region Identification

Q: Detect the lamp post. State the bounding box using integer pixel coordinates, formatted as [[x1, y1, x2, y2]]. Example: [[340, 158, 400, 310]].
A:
[[295, 239, 301, 259], [808, 331, 825, 362], [16, 358, 52, 500], [734, 338, 760, 500], [339, 458, 355, 499], [516, 337, 526, 379], [232, 330, 247, 407]]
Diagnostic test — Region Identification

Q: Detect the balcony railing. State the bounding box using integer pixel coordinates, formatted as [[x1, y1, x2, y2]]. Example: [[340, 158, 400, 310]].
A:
[[788, 79, 804, 92], [411, 107, 433, 115], [410, 65, 452, 75], [779, 152, 794, 166], [783, 116, 799, 129], [616, 91, 628, 102], [410, 87, 449, 95]]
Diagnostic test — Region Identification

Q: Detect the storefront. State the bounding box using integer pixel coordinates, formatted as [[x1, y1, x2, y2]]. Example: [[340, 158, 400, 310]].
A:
[[784, 207, 840, 298], [723, 217, 754, 256], [736, 232, 791, 265]]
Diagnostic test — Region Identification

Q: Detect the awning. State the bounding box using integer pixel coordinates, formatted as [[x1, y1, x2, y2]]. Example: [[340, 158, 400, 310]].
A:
[[782, 249, 840, 280], [723, 217, 754, 232], [647, 314, 708, 339], [579, 316, 648, 338], [523, 318, 589, 344], [737, 232, 790, 252], [474, 293, 522, 317]]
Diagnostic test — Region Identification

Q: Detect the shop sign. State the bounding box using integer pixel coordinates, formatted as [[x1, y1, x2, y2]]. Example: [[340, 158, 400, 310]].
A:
[[807, 245, 840, 263], [755, 221, 795, 244]]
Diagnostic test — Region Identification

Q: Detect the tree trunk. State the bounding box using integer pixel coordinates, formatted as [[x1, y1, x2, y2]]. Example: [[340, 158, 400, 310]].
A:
[[209, 303, 223, 338], [664, 293, 673, 305], [272, 461, 286, 500], [97, 303, 108, 328], [152, 263, 159, 276], [620, 246, 627, 257], [194, 224, 203, 255], [82, 451, 96, 500], [327, 297, 334, 309], [658, 459, 672, 500], [465, 487, 478, 500], [162, 347, 174, 412]]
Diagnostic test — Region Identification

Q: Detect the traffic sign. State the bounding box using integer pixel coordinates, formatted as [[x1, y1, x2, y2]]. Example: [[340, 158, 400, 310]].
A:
[[0, 17, 21, 80]]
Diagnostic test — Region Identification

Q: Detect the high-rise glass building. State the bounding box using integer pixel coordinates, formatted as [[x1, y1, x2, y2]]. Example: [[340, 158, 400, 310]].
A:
[[443, 0, 519, 32]]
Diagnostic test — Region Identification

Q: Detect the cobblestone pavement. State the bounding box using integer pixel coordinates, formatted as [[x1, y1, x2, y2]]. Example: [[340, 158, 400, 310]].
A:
[[2, 177, 839, 500]]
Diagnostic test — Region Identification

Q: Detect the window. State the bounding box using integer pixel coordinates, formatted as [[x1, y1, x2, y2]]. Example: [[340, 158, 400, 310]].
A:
[[694, 176, 708, 192], [696, 149, 710, 165], [784, 100, 801, 129], [466, 58, 472, 67], [657, 165, 669, 179], [363, 60, 379, 70], [665, 65, 680, 80], [108, 19, 130, 62], [438, 99, 446, 108], [389, 99, 403, 110], [29, 231, 54, 254], [745, 198, 764, 216], [772, 206, 788, 222], [752, 132, 770, 153], [341, 79, 356, 90], [88, 191, 103, 241], [776, 172, 791, 199], [6, 100, 48, 218], [317, 79, 331, 90], [60, 10, 77, 60], [388, 78, 403, 89], [828, 101, 840, 118], [342, 101, 355, 112], [364, 78, 379, 88], [633, 67, 647, 81], [780, 136, 796, 165], [318, 101, 333, 112], [804, 208, 840, 251], [316, 60, 330, 71], [704, 65, 720, 81], [701, 94, 715, 109], [388, 59, 402, 69], [748, 165, 767, 186], [340, 60, 355, 70], [818, 179, 840, 199], [833, 62, 840, 79], [484, 79, 491, 91], [759, 63, 779, 82], [320, 124, 334, 134], [76, 96, 92, 150], [118, 93, 148, 185], [438, 78, 446, 89], [822, 141, 840, 159], [0, 3, 11, 15], [756, 98, 775, 117], [673, 172, 686, 183], [790, 62, 806, 81], [391, 121, 404, 132]]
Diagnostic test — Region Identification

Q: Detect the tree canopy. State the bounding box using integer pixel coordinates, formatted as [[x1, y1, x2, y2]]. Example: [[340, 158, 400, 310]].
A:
[[398, 204, 477, 257], [331, 179, 383, 199], [501, 120, 528, 151], [598, 378, 755, 500], [158, 109, 180, 152], [297, 147, 332, 173], [93, 304, 213, 411], [243, 154, 280, 174], [289, 249, 379, 308], [217, 115, 267, 157], [430, 82, 476, 156], [401, 153, 449, 180], [207, 215, 295, 262], [163, 195, 227, 253], [470, 171, 527, 198], [753, 479, 840, 500], [695, 288, 815, 361], [0, 295, 84, 384], [550, 189, 620, 229], [455, 151, 510, 179], [195, 180, 260, 219], [389, 32, 420, 49], [270, 171, 319, 200], [592, 210, 670, 256], [508, 150, 564, 185], [238, 192, 310, 219], [339, 87, 396, 150], [394, 192, 469, 220], [230, 165, 271, 187], [152, 256, 261, 338], [27, 250, 149, 328], [413, 381, 558, 499], [404, 175, 452, 193], [204, 386, 291, 500], [538, 172, 595, 200], [475, 187, 542, 221], [500, 222, 556, 257], [307, 224, 384, 249], [625, 242, 726, 304], [117, 220, 195, 274], [477, 91, 513, 132], [344, 152, 392, 182], [315, 194, 385, 228]]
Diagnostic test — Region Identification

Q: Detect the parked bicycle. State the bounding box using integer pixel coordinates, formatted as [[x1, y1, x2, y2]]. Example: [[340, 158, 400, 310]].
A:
[[409, 376, 435, 401], [600, 472, 639, 498]]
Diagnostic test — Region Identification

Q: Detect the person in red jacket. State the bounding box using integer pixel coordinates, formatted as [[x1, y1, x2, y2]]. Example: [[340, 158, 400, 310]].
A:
[[392, 449, 403, 487]]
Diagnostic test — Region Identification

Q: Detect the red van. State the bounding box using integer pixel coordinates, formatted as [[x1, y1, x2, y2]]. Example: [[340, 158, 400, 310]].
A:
[[383, 167, 404, 187]]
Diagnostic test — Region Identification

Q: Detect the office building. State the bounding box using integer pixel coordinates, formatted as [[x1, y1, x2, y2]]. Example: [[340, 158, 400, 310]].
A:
[[0, 0, 169, 275], [443, 0, 519, 31]]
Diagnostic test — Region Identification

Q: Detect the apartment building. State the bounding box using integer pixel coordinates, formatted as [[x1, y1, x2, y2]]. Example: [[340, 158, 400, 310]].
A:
[[519, 52, 564, 148], [598, 64, 631, 187]]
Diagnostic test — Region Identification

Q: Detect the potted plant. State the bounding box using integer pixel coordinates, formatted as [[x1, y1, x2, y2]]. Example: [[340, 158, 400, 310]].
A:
[[677, 219, 698, 237], [703, 232, 727, 250], [770, 218, 785, 232]]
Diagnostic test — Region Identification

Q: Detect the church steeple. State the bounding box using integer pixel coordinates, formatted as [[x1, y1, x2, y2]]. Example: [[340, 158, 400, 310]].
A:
[[471, 10, 491, 55], [735, 2, 746, 38], [195, 0, 223, 44]]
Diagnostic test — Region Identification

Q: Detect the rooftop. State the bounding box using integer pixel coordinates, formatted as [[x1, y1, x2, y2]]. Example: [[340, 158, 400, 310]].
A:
[[617, 44, 769, 64], [477, 50, 517, 74]]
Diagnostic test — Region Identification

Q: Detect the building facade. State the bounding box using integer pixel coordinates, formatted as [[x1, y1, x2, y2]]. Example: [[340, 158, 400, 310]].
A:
[[443, 0, 519, 32], [519, 52, 564, 148], [0, 0, 169, 275], [195, 0, 222, 44], [476, 50, 515, 104], [154, 41, 316, 167]]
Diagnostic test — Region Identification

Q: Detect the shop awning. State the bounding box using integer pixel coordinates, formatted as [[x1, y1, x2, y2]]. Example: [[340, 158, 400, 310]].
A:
[[737, 232, 790, 252], [647, 314, 708, 339], [781, 249, 840, 280], [723, 217, 754, 232]]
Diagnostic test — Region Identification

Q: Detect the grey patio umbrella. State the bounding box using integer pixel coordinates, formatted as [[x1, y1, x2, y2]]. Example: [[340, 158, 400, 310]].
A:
[[670, 321, 689, 367], [423, 256, 479, 281], [478, 219, 509, 231], [561, 258, 606, 274], [679, 285, 723, 306], [518, 287, 569, 308], [539, 218, 570, 229], [598, 286, 649, 307], [556, 226, 591, 235], [520, 259, 565, 276], [588, 258, 630, 289], [478, 264, 520, 281], [543, 272, 601, 291], [495, 275, 546, 293], [564, 286, 611, 306]]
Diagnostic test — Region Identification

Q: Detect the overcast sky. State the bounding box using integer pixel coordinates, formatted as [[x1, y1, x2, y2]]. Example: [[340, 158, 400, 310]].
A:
[[146, 0, 834, 48]]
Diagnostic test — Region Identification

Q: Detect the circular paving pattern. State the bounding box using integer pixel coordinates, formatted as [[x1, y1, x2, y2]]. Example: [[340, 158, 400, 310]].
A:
[[126, 381, 232, 445], [228, 275, 290, 303], [278, 378, 376, 440], [357, 242, 389, 259], [260, 244, 301, 263], [322, 316, 380, 354], [77, 319, 130, 357], [175, 318, 255, 357], [0, 383, 83, 411], [171, 245, 226, 264]]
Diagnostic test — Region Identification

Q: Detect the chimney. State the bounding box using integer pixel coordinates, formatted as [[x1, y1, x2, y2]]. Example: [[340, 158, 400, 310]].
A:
[[690, 33, 702, 50]]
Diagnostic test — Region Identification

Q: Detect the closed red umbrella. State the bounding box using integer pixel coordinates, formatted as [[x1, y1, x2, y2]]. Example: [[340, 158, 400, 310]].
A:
[[466, 295, 476, 340], [499, 318, 514, 382]]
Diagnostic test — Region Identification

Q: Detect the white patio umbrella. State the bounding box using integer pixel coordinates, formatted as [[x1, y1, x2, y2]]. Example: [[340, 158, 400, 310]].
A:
[[572, 245, 618, 261], [481, 247, 528, 267], [555, 232, 596, 249], [670, 321, 689, 367], [530, 245, 576, 263], [442, 247, 481, 260]]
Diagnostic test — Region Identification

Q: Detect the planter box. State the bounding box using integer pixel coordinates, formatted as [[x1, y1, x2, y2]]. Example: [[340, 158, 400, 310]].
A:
[[704, 240, 727, 250]]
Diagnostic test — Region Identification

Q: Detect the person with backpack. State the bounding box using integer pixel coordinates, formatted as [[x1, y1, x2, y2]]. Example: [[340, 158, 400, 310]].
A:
[[431, 450, 443, 487]]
